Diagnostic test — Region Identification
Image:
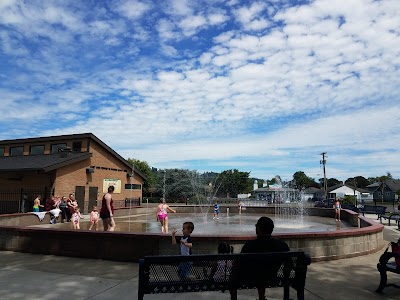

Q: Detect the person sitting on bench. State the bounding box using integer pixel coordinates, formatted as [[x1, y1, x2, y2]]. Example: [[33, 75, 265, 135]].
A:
[[230, 216, 290, 300]]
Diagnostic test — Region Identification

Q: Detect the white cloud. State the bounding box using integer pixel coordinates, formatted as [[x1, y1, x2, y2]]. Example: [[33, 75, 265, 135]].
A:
[[179, 15, 207, 36], [208, 13, 229, 25], [113, 0, 152, 19], [233, 2, 269, 30]]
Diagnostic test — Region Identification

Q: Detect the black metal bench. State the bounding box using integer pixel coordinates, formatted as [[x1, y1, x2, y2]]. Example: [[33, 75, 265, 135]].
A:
[[138, 252, 311, 300], [359, 205, 387, 220], [341, 204, 359, 213], [380, 213, 400, 228], [376, 249, 400, 293]]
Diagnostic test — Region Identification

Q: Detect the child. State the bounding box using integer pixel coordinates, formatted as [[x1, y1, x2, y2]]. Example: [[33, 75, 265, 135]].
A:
[[71, 207, 83, 229], [212, 242, 234, 282], [33, 195, 43, 212], [334, 197, 341, 221], [156, 198, 176, 234], [172, 222, 194, 280], [213, 201, 220, 219], [89, 206, 99, 230]]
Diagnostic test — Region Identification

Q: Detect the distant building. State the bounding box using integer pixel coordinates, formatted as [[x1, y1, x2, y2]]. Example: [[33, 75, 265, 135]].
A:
[[253, 185, 299, 203], [0, 133, 145, 213], [327, 183, 373, 203], [237, 193, 251, 199], [366, 179, 400, 203], [303, 187, 324, 201]]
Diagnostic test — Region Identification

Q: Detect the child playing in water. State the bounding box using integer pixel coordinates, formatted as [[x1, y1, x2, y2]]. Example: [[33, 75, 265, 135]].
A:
[[71, 207, 83, 229], [89, 206, 99, 230], [156, 198, 176, 234], [334, 197, 341, 221], [213, 201, 220, 219]]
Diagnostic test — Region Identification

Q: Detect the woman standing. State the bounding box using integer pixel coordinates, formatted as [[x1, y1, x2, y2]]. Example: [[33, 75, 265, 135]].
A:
[[100, 186, 115, 231], [156, 198, 176, 234]]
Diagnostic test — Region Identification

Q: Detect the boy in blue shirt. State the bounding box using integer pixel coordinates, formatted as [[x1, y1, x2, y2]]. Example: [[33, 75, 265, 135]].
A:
[[213, 202, 220, 219]]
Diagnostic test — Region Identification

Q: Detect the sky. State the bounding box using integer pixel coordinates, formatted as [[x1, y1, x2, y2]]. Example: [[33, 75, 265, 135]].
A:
[[0, 0, 399, 182]]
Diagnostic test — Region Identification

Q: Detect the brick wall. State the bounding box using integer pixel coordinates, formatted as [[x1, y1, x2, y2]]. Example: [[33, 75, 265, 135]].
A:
[[0, 135, 143, 213]]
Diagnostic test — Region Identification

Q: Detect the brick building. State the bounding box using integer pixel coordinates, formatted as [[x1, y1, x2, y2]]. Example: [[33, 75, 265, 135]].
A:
[[0, 133, 145, 214]]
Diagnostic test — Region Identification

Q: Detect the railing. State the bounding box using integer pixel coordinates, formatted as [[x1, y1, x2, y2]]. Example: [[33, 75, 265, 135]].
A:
[[0, 187, 49, 214], [107, 197, 140, 208]]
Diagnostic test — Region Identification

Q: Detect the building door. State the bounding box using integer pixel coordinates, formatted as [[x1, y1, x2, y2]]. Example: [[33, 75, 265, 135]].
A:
[[88, 187, 98, 212], [74, 186, 85, 212]]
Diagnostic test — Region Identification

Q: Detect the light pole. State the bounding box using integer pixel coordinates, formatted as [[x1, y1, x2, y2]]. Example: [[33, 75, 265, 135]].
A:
[[320, 152, 328, 203]]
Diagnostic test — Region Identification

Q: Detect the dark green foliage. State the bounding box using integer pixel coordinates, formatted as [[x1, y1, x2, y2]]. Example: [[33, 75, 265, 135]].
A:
[[127, 158, 155, 195]]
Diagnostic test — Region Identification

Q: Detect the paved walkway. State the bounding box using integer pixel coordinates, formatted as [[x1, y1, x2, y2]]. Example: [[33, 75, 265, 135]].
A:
[[0, 216, 399, 300]]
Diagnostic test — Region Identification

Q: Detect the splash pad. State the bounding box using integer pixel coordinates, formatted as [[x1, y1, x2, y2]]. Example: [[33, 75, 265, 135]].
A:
[[0, 203, 385, 262]]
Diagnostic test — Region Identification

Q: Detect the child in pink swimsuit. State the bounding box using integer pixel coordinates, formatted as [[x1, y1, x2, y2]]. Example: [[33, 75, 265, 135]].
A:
[[89, 206, 99, 230], [72, 207, 83, 229], [156, 198, 176, 234]]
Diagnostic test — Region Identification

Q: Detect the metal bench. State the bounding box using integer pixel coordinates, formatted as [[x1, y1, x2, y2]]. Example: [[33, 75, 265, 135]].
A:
[[340, 204, 359, 213], [380, 213, 400, 228], [138, 252, 311, 300], [359, 205, 387, 220]]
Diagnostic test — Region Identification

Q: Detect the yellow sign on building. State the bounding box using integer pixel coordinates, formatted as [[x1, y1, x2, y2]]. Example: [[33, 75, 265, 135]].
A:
[[103, 178, 121, 193]]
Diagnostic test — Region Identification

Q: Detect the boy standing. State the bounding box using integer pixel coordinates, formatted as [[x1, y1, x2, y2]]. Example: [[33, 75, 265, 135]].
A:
[[172, 222, 194, 279], [213, 201, 220, 219]]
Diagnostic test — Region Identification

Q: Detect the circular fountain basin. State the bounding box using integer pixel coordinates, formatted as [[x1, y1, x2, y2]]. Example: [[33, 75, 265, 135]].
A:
[[49, 213, 354, 235], [0, 206, 385, 262]]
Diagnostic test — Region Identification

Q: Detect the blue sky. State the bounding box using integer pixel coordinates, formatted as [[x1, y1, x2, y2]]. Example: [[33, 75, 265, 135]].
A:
[[1, 0, 399, 182]]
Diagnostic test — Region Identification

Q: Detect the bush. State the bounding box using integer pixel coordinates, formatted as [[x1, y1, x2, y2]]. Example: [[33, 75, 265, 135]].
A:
[[341, 195, 356, 205]]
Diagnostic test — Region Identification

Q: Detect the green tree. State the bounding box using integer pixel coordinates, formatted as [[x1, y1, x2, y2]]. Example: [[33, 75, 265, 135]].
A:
[[345, 176, 370, 189], [326, 178, 341, 187], [218, 169, 251, 197], [155, 169, 203, 202], [292, 171, 314, 190], [127, 158, 155, 195]]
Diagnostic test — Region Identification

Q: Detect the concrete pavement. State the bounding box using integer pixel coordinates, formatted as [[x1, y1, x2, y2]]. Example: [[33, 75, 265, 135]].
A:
[[0, 216, 399, 300]]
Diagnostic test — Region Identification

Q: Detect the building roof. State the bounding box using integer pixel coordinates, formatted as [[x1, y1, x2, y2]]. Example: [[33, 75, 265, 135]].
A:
[[254, 187, 298, 192], [366, 180, 400, 192], [384, 179, 400, 192], [327, 183, 370, 193], [366, 182, 381, 188], [0, 133, 146, 180], [0, 152, 91, 172], [303, 187, 324, 194]]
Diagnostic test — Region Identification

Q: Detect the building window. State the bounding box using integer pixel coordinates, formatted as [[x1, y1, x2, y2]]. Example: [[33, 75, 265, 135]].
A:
[[125, 184, 142, 190], [72, 141, 82, 152], [0, 148, 4, 156], [51, 143, 67, 154], [30, 145, 45, 155], [10, 146, 24, 156], [385, 191, 390, 197]]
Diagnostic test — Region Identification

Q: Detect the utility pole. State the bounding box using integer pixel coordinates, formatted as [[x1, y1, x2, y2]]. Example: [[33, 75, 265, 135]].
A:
[[320, 152, 328, 202]]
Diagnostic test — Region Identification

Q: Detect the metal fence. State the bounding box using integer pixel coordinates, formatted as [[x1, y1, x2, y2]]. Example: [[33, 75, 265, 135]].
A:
[[0, 187, 49, 214], [124, 197, 141, 207]]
